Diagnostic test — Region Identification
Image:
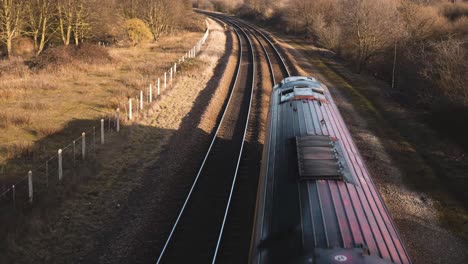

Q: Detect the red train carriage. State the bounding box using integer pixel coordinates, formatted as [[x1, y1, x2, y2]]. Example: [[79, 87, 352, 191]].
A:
[[250, 76, 411, 264]]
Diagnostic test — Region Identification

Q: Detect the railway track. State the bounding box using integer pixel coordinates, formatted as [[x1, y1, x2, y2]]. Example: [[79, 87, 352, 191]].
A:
[[156, 14, 291, 263]]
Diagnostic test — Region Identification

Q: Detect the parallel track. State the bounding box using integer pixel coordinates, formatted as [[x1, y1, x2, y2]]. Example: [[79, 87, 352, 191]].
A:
[[156, 13, 291, 263], [156, 16, 255, 264]]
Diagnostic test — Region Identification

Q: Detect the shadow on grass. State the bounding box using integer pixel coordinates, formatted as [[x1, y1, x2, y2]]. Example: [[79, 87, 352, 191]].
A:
[[0, 22, 262, 264]]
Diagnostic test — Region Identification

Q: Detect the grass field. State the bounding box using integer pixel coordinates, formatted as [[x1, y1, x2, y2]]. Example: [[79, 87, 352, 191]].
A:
[[0, 28, 204, 184]]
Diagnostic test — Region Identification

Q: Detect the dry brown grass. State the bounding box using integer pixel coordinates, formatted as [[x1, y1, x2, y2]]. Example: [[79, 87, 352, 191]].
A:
[[0, 20, 205, 181], [0, 112, 32, 128]]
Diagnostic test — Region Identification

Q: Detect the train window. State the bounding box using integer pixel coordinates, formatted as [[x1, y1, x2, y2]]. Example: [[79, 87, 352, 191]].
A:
[[296, 135, 356, 184]]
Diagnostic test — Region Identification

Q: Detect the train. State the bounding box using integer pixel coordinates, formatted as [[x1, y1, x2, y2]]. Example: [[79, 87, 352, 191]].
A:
[[249, 76, 411, 264]]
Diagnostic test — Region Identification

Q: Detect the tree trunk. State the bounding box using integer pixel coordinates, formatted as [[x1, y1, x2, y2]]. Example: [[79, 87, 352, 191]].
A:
[[6, 37, 12, 58]]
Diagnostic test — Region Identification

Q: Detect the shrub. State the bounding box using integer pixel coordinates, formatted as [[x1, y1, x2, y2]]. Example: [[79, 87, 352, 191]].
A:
[[12, 37, 35, 58], [421, 37, 468, 105], [30, 44, 112, 70], [439, 2, 468, 21], [73, 44, 113, 64], [124, 19, 153, 46], [0, 57, 29, 77]]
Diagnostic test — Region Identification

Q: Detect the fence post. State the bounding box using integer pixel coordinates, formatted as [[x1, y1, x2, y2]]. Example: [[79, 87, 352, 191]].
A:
[[28, 171, 33, 204], [164, 72, 167, 89], [116, 108, 120, 133], [149, 84, 153, 103], [58, 149, 63, 181], [101, 119, 105, 144], [73, 140, 76, 166], [174, 63, 177, 75], [140, 91, 143, 110], [128, 98, 133, 120], [158, 78, 160, 96], [82, 132, 86, 159], [12, 185, 15, 209], [170, 67, 173, 85]]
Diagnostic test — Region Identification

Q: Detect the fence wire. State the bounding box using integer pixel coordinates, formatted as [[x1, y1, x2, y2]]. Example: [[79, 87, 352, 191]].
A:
[[0, 24, 210, 214]]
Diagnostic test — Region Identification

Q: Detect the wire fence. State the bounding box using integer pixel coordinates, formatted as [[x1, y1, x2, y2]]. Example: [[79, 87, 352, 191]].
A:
[[0, 22, 210, 214]]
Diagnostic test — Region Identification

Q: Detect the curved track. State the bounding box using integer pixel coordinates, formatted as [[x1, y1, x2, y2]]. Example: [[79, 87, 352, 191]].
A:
[[156, 13, 291, 263]]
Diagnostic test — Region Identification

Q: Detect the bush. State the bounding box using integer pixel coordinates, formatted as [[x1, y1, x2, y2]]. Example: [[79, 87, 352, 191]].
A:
[[124, 18, 153, 45], [439, 2, 468, 21], [30, 44, 112, 70], [421, 37, 468, 105], [12, 37, 35, 58]]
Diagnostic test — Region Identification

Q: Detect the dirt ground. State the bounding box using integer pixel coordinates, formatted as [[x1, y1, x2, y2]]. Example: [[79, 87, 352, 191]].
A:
[[2, 19, 239, 263], [270, 32, 468, 263]]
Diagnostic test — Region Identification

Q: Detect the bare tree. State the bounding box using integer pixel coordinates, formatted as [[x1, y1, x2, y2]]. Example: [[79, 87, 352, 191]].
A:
[[144, 0, 172, 40], [57, 0, 74, 45], [25, 0, 56, 55], [73, 1, 91, 45], [340, 0, 400, 72], [0, 0, 23, 57], [421, 36, 468, 104]]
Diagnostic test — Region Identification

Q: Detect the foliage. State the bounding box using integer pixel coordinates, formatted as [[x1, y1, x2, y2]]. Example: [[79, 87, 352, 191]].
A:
[[124, 18, 153, 45], [211, 0, 468, 107]]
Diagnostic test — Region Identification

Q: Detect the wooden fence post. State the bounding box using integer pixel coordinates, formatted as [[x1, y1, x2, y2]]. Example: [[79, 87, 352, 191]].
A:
[[28, 171, 33, 204], [58, 149, 63, 181], [101, 119, 105, 144]]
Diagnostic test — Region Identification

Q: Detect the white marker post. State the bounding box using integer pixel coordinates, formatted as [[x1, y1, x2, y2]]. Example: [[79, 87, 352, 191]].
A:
[[164, 72, 167, 89], [174, 63, 177, 76]]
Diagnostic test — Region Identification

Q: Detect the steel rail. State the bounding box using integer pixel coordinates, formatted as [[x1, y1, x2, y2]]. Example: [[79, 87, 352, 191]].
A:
[[236, 19, 291, 78], [209, 18, 256, 263], [155, 17, 252, 264], [224, 17, 276, 85], [206, 15, 292, 263]]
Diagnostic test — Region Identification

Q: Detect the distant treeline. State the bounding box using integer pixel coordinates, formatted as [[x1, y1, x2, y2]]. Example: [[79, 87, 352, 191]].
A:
[[0, 0, 193, 57], [202, 0, 468, 107]]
